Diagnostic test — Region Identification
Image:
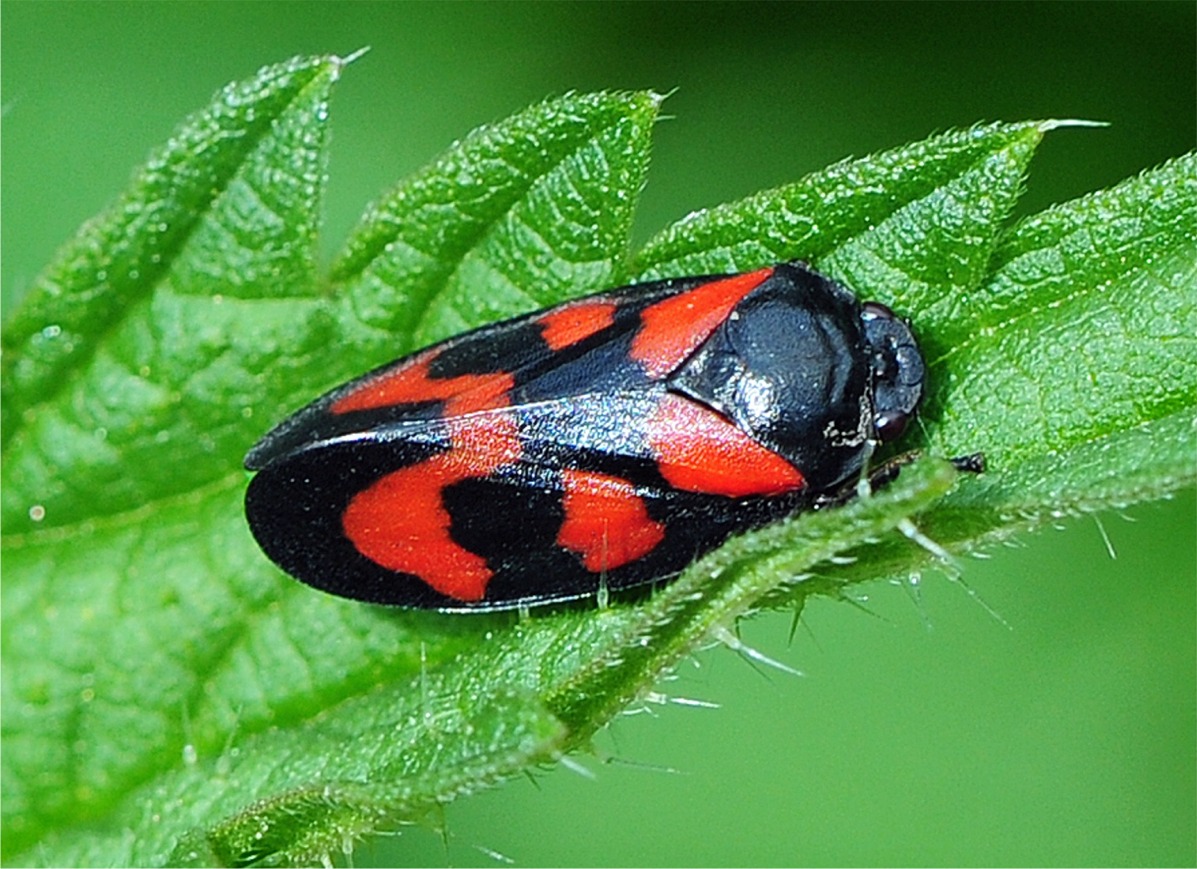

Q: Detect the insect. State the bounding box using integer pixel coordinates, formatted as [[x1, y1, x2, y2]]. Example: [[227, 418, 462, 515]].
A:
[[245, 261, 947, 611]]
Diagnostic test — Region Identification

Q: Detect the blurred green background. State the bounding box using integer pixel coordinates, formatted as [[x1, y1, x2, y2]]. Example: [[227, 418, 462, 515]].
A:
[[3, 3, 1193, 866]]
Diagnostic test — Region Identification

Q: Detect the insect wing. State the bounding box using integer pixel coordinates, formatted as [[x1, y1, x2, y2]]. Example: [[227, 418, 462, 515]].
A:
[[245, 269, 785, 609]]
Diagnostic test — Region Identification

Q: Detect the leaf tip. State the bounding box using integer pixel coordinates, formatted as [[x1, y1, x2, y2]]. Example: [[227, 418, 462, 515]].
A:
[[646, 88, 679, 124], [334, 46, 372, 73], [1038, 118, 1110, 132], [651, 87, 678, 106]]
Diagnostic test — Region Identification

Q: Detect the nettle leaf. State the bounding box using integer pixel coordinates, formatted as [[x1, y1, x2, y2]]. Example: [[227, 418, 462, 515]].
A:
[[330, 90, 660, 357], [2, 51, 1193, 867], [2, 55, 341, 533], [797, 153, 1197, 593], [931, 152, 1197, 507]]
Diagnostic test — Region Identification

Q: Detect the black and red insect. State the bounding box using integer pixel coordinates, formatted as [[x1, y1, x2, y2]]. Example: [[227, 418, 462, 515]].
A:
[[245, 261, 933, 611]]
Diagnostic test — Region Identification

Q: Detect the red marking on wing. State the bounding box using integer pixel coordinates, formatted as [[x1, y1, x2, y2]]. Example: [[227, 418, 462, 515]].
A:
[[537, 299, 618, 351], [556, 469, 666, 572], [645, 394, 804, 498], [630, 268, 772, 379], [341, 405, 522, 602], [341, 461, 493, 601], [331, 351, 515, 416]]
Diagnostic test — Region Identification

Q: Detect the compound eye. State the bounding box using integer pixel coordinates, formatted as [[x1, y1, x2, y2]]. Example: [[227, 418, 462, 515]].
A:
[[860, 300, 896, 321], [873, 409, 911, 442], [859, 300, 925, 443]]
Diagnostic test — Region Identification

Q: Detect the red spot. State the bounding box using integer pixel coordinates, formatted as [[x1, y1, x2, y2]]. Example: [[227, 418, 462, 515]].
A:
[[341, 461, 492, 601], [537, 299, 618, 350], [341, 392, 522, 602], [556, 469, 666, 573], [331, 351, 515, 416], [630, 268, 772, 379], [645, 394, 804, 498]]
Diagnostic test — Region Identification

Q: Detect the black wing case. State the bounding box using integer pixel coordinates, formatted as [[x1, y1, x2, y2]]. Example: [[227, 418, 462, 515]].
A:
[[244, 270, 786, 609]]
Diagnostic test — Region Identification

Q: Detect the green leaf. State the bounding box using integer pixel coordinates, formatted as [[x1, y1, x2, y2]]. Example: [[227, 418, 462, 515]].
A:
[[1, 65, 662, 866], [1, 54, 339, 532], [932, 152, 1197, 504], [3, 51, 1193, 868], [2, 53, 340, 860], [634, 121, 1043, 288], [821, 153, 1197, 593], [329, 89, 662, 362]]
